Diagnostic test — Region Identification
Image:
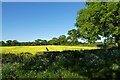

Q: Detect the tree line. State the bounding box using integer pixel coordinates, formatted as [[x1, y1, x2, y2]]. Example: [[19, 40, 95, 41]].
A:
[[0, 33, 81, 46]]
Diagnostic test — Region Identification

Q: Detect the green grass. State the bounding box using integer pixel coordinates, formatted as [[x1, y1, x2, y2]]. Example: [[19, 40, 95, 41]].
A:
[[0, 45, 99, 55]]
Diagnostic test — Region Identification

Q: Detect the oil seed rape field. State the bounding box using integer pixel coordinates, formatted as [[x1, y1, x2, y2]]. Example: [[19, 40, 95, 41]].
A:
[[0, 45, 99, 55]]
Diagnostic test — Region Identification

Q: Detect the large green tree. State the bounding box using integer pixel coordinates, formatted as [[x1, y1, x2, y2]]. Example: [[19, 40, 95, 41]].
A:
[[75, 2, 120, 47]]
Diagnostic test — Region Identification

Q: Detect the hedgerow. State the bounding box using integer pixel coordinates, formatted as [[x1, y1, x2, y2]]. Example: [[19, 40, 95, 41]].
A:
[[1, 48, 120, 79]]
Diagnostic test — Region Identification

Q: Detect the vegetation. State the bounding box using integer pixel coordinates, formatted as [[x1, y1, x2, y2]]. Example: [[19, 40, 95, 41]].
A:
[[1, 48, 120, 79], [75, 2, 120, 47], [0, 46, 99, 54], [1, 2, 120, 79], [0, 37, 81, 46]]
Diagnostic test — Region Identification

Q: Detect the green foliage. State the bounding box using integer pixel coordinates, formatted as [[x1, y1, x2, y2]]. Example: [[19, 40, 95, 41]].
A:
[[58, 35, 67, 45], [48, 37, 59, 45], [35, 39, 42, 45], [67, 29, 79, 45], [2, 48, 120, 79], [2, 63, 22, 79], [75, 2, 120, 46]]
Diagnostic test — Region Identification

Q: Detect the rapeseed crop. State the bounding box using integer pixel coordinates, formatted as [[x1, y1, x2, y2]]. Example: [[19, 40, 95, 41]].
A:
[[0, 45, 99, 54]]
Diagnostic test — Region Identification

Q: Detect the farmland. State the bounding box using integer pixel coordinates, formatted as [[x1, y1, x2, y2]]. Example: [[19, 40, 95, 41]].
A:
[[1, 45, 120, 79], [0, 45, 99, 54], [1, 2, 120, 79]]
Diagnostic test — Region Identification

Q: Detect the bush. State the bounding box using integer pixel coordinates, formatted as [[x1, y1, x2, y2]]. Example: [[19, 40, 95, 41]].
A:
[[2, 48, 120, 79]]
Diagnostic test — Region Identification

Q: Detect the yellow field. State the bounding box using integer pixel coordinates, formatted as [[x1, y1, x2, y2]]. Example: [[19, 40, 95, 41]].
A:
[[0, 45, 99, 55]]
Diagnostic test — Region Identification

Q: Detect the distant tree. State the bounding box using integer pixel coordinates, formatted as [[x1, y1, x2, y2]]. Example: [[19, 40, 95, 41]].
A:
[[41, 40, 48, 45], [48, 37, 59, 45], [20, 42, 25, 46], [67, 29, 79, 45], [6, 40, 13, 46], [0, 41, 5, 46], [75, 2, 120, 47], [31, 42, 36, 46], [12, 40, 19, 46], [35, 39, 42, 45], [58, 35, 67, 45]]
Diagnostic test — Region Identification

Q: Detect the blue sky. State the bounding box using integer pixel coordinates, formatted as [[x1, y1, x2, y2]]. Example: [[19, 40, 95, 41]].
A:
[[2, 2, 86, 42]]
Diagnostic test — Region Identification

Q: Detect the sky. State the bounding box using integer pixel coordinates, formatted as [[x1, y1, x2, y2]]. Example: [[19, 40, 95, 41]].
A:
[[0, 2, 2, 41], [2, 2, 86, 42], [2, 0, 86, 2]]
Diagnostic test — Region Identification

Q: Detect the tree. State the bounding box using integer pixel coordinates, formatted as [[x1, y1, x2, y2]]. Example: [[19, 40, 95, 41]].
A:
[[58, 35, 67, 45], [75, 2, 120, 47], [35, 39, 42, 45], [0, 41, 5, 46], [48, 37, 59, 45], [6, 40, 13, 46], [12, 40, 19, 46], [67, 29, 79, 45], [41, 40, 48, 45]]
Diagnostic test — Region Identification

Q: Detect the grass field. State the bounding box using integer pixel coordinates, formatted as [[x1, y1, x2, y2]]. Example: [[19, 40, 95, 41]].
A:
[[0, 45, 99, 54]]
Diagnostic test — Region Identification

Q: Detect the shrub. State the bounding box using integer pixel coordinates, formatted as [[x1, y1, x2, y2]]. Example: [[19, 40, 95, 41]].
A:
[[2, 48, 120, 79]]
